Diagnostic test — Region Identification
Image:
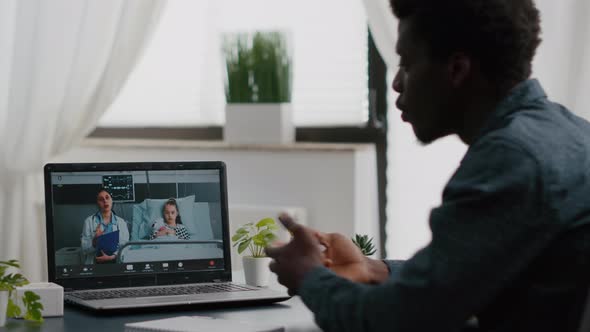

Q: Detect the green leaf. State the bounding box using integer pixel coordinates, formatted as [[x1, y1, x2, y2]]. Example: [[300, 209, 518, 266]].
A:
[[0, 260, 45, 323], [0, 283, 14, 291], [0, 260, 20, 268], [6, 297, 21, 318], [264, 232, 277, 242], [352, 234, 376, 256], [257, 229, 273, 237], [24, 309, 43, 323], [255, 218, 275, 228], [254, 230, 276, 245], [22, 291, 44, 323], [4, 273, 28, 287], [237, 239, 252, 254], [252, 237, 266, 248], [31, 302, 44, 311], [24, 291, 40, 302], [231, 233, 247, 242], [223, 32, 292, 103], [236, 228, 249, 234], [266, 224, 279, 231], [233, 217, 279, 256]]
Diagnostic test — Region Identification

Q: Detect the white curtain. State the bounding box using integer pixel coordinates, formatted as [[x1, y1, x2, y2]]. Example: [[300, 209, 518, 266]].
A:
[[0, 0, 165, 281], [365, 0, 590, 258], [533, 0, 590, 120], [361, 0, 398, 69]]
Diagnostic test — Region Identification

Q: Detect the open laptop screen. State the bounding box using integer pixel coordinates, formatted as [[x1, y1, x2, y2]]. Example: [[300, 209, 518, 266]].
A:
[[44, 162, 230, 286]]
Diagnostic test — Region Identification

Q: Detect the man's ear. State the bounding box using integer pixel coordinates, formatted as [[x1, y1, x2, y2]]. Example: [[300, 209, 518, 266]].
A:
[[447, 52, 472, 87]]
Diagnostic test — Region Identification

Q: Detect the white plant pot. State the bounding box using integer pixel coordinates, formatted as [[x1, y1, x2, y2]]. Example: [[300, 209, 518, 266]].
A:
[[224, 103, 294, 144], [242, 256, 272, 287], [0, 290, 8, 327]]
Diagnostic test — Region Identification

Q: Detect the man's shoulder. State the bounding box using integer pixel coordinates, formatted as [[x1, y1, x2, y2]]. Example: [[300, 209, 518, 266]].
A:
[[475, 104, 590, 164], [465, 104, 590, 213]]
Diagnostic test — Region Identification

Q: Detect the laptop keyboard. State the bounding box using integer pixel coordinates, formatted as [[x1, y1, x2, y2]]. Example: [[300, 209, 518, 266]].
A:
[[69, 283, 257, 301]]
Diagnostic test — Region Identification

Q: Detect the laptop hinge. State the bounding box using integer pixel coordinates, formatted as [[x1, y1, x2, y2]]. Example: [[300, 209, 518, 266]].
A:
[[213, 279, 224, 283]]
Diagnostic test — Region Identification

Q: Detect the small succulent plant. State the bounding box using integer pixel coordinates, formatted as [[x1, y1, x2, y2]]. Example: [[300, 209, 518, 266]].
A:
[[352, 234, 376, 256]]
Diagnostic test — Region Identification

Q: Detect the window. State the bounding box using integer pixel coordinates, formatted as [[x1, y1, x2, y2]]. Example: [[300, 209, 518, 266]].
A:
[[99, 0, 369, 127], [94, 0, 390, 257]]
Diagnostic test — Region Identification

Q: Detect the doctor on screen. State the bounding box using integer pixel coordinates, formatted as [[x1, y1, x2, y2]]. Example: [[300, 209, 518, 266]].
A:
[[80, 188, 130, 264]]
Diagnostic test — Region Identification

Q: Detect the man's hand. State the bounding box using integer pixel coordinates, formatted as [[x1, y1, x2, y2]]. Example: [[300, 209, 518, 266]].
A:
[[265, 214, 323, 295], [316, 232, 389, 284], [96, 250, 115, 263]]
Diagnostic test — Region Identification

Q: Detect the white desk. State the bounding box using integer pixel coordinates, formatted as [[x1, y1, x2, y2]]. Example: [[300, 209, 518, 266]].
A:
[[2, 272, 321, 332]]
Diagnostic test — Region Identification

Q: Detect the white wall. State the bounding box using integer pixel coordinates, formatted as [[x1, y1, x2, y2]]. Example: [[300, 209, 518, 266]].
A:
[[386, 119, 466, 259], [386, 71, 467, 260]]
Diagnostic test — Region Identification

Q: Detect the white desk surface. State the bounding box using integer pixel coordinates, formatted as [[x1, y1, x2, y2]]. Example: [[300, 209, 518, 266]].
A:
[[1, 271, 321, 332]]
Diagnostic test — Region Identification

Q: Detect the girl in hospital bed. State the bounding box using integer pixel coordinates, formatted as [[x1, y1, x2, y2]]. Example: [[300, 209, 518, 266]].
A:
[[150, 198, 190, 240]]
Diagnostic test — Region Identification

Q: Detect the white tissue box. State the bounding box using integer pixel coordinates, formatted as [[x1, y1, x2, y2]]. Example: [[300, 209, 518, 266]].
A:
[[15, 282, 63, 317]]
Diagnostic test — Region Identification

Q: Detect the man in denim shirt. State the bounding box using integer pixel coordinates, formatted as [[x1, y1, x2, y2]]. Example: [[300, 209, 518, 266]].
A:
[[266, 0, 590, 331]]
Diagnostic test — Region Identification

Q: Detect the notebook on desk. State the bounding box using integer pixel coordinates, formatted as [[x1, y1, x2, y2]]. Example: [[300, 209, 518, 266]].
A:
[[124, 315, 284, 332], [44, 161, 289, 311]]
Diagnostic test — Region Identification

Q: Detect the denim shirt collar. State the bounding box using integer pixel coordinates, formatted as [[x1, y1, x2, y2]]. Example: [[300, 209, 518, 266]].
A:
[[474, 79, 547, 143]]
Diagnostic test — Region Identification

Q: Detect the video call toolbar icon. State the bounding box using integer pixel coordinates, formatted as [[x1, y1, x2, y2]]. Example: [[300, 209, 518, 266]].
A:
[[126, 264, 133, 271], [162, 262, 169, 268]]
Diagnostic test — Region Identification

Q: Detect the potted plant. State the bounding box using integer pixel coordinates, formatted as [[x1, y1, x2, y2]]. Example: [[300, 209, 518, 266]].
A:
[[222, 30, 294, 144], [0, 260, 44, 327], [352, 234, 377, 256], [231, 218, 279, 286]]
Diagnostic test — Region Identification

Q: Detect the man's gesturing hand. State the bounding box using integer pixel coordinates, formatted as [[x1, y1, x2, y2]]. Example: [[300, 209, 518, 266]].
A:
[[265, 213, 323, 296], [316, 232, 374, 283]]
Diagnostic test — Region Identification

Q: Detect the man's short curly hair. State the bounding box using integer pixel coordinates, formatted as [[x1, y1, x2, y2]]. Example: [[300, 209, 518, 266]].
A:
[[390, 0, 541, 91]]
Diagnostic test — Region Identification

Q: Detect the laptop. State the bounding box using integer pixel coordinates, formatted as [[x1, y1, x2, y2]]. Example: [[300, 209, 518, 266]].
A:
[[44, 161, 290, 310]]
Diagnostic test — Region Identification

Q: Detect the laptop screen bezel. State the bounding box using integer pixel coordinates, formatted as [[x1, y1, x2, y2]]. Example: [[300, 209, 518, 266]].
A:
[[44, 161, 233, 291]]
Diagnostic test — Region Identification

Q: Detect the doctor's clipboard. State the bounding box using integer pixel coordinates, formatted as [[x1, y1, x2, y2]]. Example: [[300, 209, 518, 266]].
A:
[[96, 230, 119, 256]]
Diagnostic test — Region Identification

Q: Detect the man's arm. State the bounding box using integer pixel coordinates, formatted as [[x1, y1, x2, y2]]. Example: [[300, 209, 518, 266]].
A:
[[295, 140, 558, 332], [382, 259, 404, 279]]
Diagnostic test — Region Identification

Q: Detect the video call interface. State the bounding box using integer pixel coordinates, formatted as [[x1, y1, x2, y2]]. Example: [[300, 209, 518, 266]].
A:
[[50, 169, 226, 279]]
